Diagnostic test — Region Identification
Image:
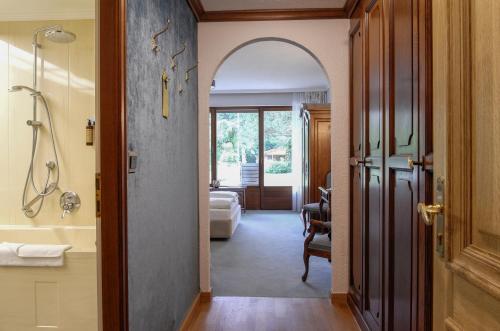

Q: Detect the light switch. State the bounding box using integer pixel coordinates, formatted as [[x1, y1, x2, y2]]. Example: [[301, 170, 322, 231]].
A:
[[128, 150, 138, 174]]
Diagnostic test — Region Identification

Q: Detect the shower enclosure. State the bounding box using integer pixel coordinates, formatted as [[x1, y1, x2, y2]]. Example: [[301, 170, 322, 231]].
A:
[[0, 1, 99, 330]]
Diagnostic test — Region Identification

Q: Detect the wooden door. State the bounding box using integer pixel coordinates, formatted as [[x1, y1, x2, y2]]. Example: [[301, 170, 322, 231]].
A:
[[308, 108, 331, 204], [349, 20, 364, 312], [348, 1, 433, 329], [432, 0, 500, 329], [363, 1, 384, 329], [383, 0, 434, 329]]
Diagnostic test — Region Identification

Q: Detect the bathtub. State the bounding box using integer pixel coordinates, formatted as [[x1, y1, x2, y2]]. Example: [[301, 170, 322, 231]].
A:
[[0, 225, 98, 331]]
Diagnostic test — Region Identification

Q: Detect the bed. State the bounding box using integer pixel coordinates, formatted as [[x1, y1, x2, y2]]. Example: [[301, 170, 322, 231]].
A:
[[210, 191, 241, 239]]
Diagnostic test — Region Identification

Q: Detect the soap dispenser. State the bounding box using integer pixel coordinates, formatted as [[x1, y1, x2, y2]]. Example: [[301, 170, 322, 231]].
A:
[[86, 119, 95, 146]]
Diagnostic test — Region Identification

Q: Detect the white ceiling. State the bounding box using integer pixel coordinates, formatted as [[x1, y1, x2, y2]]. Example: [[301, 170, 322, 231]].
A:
[[212, 41, 329, 94], [201, 0, 347, 11], [0, 0, 94, 21]]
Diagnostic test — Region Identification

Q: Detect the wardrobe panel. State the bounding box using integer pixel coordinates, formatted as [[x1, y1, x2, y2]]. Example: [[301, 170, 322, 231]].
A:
[[366, 1, 383, 157], [362, 2, 384, 329], [388, 170, 418, 331], [351, 167, 363, 300], [349, 21, 364, 308], [364, 167, 382, 329], [305, 106, 331, 204], [393, 0, 417, 154], [348, 0, 431, 330]]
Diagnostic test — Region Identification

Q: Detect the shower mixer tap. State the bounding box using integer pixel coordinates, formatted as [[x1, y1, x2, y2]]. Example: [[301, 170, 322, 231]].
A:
[[60, 192, 81, 219]]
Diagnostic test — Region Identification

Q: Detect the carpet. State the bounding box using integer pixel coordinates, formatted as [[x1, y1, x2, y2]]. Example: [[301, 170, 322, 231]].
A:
[[211, 210, 331, 298]]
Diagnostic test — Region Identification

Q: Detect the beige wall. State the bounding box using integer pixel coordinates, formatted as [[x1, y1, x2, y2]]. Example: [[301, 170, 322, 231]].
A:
[[0, 19, 95, 226], [198, 20, 350, 294]]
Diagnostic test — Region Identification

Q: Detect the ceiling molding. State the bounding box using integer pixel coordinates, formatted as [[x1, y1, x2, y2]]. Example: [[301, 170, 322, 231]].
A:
[[186, 0, 348, 22], [201, 8, 346, 22], [343, 0, 361, 18]]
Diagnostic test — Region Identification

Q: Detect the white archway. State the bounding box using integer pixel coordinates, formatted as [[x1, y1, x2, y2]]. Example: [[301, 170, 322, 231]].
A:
[[198, 20, 350, 297]]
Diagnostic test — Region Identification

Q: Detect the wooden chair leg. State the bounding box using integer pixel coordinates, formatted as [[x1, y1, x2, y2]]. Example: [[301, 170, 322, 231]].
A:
[[301, 208, 308, 237], [302, 252, 310, 282]]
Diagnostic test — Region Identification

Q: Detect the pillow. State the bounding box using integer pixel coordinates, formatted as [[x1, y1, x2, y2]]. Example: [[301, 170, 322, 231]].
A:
[[210, 191, 239, 202]]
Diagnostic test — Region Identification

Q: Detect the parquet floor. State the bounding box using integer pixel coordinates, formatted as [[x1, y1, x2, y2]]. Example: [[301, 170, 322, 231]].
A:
[[184, 296, 360, 331]]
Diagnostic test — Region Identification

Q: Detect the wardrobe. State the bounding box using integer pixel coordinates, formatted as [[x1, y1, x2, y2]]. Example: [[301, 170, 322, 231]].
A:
[[301, 103, 331, 205], [348, 0, 433, 330]]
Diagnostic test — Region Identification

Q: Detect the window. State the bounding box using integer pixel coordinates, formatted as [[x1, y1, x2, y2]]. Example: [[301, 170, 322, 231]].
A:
[[215, 111, 259, 186], [263, 111, 293, 186], [210, 107, 292, 188]]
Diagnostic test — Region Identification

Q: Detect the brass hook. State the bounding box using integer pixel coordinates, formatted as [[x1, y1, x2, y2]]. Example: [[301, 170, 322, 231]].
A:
[[185, 63, 198, 82], [170, 42, 187, 71], [151, 19, 171, 54]]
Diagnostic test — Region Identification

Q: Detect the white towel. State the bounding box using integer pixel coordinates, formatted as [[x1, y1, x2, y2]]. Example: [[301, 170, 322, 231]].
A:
[[0, 242, 72, 267], [17, 243, 72, 258], [210, 191, 239, 202], [210, 197, 235, 209]]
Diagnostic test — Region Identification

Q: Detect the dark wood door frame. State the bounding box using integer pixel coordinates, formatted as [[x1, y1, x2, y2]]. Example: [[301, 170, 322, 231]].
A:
[[100, 0, 129, 330], [417, 0, 433, 328]]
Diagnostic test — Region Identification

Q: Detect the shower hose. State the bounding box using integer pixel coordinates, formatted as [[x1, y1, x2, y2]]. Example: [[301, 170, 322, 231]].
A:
[[22, 92, 60, 218]]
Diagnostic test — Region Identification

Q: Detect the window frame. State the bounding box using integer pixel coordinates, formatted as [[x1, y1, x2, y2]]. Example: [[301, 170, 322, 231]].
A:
[[210, 106, 292, 188]]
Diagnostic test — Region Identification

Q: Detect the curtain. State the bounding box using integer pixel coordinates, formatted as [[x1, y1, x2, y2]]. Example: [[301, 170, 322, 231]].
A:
[[291, 91, 329, 212]]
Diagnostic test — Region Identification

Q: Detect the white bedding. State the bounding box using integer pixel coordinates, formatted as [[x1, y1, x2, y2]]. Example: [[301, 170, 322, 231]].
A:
[[210, 191, 239, 202], [210, 197, 236, 209], [210, 202, 239, 220], [210, 204, 241, 238]]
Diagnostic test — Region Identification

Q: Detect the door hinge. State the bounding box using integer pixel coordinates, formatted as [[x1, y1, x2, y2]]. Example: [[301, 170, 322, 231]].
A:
[[95, 172, 101, 218]]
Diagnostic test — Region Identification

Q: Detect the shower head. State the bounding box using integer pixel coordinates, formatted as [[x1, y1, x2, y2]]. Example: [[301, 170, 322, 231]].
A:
[[44, 28, 76, 43]]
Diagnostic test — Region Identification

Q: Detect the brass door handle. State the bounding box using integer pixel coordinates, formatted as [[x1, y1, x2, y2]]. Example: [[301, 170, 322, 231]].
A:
[[417, 202, 444, 226], [408, 157, 423, 170], [349, 157, 372, 167]]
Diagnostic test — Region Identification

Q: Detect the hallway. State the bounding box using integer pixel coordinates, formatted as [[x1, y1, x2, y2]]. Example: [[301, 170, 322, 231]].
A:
[[184, 297, 360, 331]]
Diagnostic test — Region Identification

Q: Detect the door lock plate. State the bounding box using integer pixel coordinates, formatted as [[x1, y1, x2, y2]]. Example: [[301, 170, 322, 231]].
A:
[[436, 177, 445, 257]]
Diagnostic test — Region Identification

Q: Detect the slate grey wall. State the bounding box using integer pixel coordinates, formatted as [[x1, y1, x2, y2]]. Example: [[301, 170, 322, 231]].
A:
[[126, 1, 198, 330]]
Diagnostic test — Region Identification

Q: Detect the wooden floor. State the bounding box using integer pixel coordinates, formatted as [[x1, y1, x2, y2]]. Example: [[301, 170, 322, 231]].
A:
[[184, 297, 360, 331]]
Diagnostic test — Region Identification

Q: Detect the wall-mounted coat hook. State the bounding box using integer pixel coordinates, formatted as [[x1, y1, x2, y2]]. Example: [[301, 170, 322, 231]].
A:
[[151, 19, 171, 54], [185, 63, 198, 82], [162, 69, 170, 118], [170, 42, 187, 71], [178, 82, 184, 95]]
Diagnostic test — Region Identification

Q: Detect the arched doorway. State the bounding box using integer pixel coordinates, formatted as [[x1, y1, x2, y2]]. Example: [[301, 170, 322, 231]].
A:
[[197, 23, 350, 299], [204, 38, 333, 298]]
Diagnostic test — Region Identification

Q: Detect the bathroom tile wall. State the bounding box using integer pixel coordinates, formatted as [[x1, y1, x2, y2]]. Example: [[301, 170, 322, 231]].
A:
[[126, 0, 199, 330]]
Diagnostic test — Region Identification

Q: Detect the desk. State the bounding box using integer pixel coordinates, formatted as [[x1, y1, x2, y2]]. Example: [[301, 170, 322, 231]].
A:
[[210, 186, 247, 213]]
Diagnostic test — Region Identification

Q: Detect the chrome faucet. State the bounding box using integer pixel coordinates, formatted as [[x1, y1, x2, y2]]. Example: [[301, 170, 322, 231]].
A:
[[60, 192, 81, 219]]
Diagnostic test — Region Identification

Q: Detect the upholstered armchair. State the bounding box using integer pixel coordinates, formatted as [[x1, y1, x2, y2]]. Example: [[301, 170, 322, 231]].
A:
[[301, 219, 331, 282], [301, 172, 331, 236]]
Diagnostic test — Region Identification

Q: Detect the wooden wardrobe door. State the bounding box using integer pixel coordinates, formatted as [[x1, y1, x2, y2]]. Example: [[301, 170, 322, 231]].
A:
[[384, 0, 420, 330], [349, 21, 364, 310], [363, 1, 384, 329], [309, 110, 331, 203]]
